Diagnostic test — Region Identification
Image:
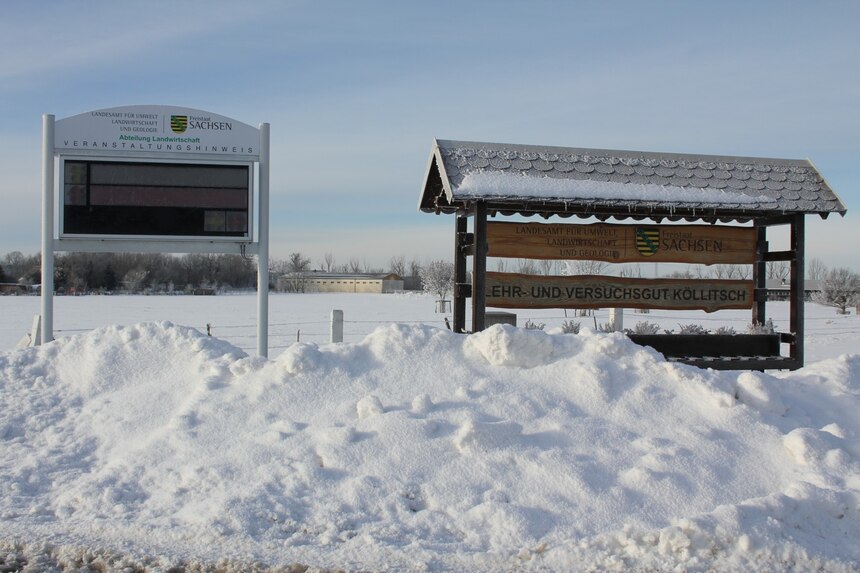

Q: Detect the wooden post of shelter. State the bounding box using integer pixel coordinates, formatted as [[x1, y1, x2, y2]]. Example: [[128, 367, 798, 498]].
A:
[[471, 201, 488, 333], [752, 222, 768, 326], [453, 210, 469, 333], [790, 214, 805, 364]]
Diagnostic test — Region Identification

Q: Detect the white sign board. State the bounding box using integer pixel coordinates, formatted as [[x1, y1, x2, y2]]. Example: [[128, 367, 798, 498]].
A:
[[42, 106, 272, 356], [54, 105, 260, 159]]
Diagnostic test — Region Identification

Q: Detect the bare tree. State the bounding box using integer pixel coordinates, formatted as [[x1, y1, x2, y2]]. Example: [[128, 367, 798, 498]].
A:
[[323, 252, 336, 272], [618, 264, 643, 278], [713, 264, 750, 280], [808, 257, 827, 281], [517, 258, 538, 275], [419, 260, 454, 301], [270, 258, 289, 276], [495, 259, 507, 273], [389, 255, 406, 277], [281, 253, 312, 293], [767, 261, 790, 282], [408, 259, 422, 278], [2, 252, 41, 285], [813, 267, 860, 314], [692, 265, 710, 279], [2, 251, 26, 282], [563, 260, 608, 276], [538, 259, 554, 275], [287, 252, 311, 273], [348, 257, 363, 273]]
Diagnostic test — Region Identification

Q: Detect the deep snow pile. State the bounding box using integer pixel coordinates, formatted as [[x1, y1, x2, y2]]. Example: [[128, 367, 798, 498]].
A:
[[1, 322, 858, 572]]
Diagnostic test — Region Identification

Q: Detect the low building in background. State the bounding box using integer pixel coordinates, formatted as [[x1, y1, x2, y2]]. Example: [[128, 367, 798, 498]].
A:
[[277, 272, 404, 294], [766, 279, 822, 301]]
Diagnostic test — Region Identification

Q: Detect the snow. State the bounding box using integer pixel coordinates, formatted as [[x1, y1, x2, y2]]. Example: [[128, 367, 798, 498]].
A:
[[454, 170, 776, 205], [1, 294, 859, 571]]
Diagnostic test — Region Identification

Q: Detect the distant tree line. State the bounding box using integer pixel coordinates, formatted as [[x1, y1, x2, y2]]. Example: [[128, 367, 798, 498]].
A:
[[0, 251, 258, 293], [2, 249, 854, 301], [0, 250, 425, 294]]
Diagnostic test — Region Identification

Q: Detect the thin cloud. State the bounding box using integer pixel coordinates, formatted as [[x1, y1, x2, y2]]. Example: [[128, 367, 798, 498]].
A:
[[0, 1, 280, 89]]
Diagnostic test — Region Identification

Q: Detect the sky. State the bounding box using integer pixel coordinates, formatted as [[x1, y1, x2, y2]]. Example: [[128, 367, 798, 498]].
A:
[[0, 0, 858, 272]]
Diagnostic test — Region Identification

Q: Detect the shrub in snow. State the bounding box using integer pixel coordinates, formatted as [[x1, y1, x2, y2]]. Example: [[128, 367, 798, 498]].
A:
[[714, 325, 737, 335], [747, 318, 776, 335], [678, 323, 708, 335], [629, 321, 660, 335], [813, 267, 860, 314], [596, 322, 616, 333], [523, 319, 545, 331], [560, 319, 581, 334]]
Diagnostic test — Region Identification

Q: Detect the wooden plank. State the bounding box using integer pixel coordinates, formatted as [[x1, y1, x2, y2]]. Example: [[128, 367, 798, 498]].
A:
[[487, 222, 756, 264], [486, 272, 754, 312], [628, 334, 780, 358], [676, 356, 799, 371], [763, 251, 795, 262]]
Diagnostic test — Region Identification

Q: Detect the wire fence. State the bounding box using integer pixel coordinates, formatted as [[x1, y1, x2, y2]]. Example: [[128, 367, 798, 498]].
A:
[[198, 317, 451, 352], [30, 304, 860, 358]]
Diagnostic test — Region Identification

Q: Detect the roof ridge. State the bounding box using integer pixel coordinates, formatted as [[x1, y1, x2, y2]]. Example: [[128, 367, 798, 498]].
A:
[[434, 139, 811, 166]]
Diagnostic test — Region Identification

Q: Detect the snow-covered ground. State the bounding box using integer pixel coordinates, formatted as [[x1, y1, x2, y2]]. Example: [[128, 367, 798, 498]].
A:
[[2, 292, 859, 361], [1, 293, 859, 571]]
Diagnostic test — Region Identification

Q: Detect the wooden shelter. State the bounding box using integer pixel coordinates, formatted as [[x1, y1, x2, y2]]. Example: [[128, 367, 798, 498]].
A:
[[419, 139, 847, 370]]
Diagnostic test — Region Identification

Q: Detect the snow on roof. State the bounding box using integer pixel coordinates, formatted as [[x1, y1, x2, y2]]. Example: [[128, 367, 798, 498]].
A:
[[1, 320, 859, 571], [290, 271, 402, 280], [419, 139, 847, 221], [456, 170, 777, 205]]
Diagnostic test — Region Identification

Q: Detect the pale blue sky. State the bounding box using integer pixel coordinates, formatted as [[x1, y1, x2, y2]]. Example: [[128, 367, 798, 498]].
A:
[[1, 0, 857, 270]]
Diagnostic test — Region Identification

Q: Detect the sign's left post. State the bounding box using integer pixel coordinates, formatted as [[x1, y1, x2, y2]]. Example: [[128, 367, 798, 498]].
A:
[[40, 114, 55, 344]]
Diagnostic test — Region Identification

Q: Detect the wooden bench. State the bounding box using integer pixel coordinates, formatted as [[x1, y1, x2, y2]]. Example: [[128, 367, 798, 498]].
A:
[[627, 334, 797, 370]]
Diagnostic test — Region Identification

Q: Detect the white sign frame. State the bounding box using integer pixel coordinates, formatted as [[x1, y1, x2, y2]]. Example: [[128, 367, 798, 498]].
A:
[[41, 106, 272, 356]]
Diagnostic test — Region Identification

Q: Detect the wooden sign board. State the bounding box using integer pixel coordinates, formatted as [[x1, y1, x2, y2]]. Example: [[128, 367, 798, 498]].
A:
[[486, 272, 754, 312], [487, 222, 756, 265]]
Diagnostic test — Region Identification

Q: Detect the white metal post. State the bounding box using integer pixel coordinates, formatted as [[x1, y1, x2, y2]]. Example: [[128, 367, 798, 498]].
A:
[[331, 309, 344, 343], [41, 114, 55, 344], [257, 122, 271, 357], [609, 307, 623, 332]]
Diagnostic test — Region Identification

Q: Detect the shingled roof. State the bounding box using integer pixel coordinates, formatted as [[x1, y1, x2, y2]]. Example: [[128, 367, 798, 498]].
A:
[[419, 139, 846, 222]]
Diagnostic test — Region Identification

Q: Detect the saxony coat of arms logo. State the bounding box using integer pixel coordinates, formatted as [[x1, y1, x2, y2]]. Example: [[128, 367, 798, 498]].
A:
[[636, 228, 660, 257], [170, 115, 188, 134]]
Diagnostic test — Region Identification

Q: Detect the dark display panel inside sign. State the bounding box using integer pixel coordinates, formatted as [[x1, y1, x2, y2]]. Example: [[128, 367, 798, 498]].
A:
[[62, 161, 250, 238]]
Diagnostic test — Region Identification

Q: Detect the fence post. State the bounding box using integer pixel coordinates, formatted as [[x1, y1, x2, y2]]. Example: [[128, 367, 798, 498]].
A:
[[331, 309, 344, 343], [609, 308, 623, 332]]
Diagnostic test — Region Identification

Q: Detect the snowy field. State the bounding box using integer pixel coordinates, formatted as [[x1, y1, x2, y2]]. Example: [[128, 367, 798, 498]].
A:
[[2, 292, 859, 362], [1, 293, 859, 572]]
